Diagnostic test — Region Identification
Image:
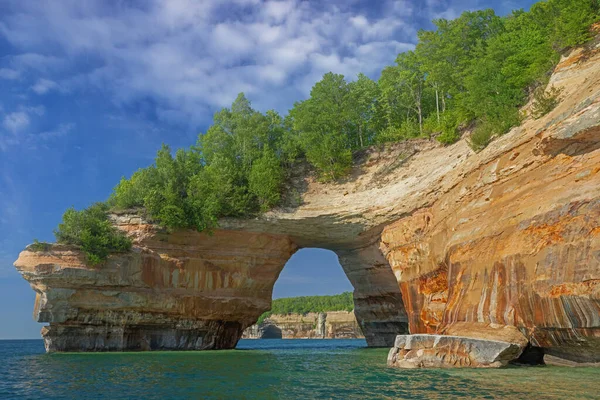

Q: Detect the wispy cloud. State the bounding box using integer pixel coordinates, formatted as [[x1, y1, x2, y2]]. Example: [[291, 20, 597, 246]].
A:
[[0, 68, 20, 80], [31, 78, 60, 94], [38, 122, 74, 140], [3, 111, 30, 133], [0, 105, 71, 151]]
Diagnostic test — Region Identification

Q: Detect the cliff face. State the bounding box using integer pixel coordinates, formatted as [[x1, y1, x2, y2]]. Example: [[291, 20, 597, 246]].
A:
[[380, 47, 600, 363], [15, 222, 296, 351], [242, 311, 364, 339], [14, 44, 600, 359]]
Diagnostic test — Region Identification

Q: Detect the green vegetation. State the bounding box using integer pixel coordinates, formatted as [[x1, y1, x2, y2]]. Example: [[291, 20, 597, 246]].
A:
[[29, 239, 52, 252], [531, 85, 564, 119], [49, 1, 600, 261], [54, 203, 131, 265], [257, 292, 354, 325], [109, 94, 289, 231]]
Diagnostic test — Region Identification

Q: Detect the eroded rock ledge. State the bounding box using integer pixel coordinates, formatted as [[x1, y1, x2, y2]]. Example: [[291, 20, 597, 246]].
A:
[[15, 228, 297, 352], [14, 46, 600, 359]]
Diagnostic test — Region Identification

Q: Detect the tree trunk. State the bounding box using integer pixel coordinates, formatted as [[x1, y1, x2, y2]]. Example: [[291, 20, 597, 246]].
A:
[[358, 125, 364, 148], [436, 89, 440, 124], [418, 104, 423, 135], [442, 92, 446, 113]]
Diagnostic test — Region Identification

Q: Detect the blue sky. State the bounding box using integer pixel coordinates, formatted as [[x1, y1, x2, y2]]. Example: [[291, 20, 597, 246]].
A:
[[0, 0, 537, 339]]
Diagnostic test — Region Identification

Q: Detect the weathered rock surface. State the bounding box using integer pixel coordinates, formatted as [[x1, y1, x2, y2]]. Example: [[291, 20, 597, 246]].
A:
[[14, 226, 297, 352], [242, 311, 364, 339], [544, 354, 600, 367], [387, 334, 524, 368], [380, 47, 600, 364], [14, 44, 600, 358]]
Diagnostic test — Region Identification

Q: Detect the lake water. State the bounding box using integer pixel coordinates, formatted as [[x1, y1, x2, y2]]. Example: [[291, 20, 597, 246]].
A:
[[0, 339, 598, 399]]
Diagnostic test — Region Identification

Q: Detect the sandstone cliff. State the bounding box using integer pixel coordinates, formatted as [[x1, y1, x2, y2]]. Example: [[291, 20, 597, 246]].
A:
[[15, 226, 296, 351], [379, 46, 600, 364], [242, 311, 364, 339], [15, 44, 600, 361]]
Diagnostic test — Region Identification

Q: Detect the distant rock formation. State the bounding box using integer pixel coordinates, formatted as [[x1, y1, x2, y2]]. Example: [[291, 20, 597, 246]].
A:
[[242, 311, 364, 339]]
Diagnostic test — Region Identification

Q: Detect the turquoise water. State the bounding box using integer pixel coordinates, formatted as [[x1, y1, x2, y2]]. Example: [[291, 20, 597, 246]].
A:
[[0, 339, 598, 399]]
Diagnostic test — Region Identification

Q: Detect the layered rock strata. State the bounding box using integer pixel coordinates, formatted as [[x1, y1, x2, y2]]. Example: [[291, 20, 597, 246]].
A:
[[14, 44, 600, 358], [380, 47, 600, 364], [242, 311, 364, 339], [15, 224, 297, 352]]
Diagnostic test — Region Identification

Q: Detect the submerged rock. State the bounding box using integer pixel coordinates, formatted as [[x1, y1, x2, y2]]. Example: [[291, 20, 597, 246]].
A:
[[544, 354, 600, 367], [387, 334, 524, 368]]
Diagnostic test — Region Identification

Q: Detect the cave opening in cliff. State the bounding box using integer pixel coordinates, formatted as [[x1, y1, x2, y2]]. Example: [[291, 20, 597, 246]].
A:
[[245, 248, 366, 341]]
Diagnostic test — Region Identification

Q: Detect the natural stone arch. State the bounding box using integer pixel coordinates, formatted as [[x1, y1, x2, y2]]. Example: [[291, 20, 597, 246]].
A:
[[15, 213, 408, 351], [258, 246, 407, 344], [13, 52, 600, 359], [17, 138, 448, 352], [124, 213, 411, 348]]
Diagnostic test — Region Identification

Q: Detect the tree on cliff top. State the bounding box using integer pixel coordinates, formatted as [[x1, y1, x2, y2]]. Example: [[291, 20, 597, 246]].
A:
[[50, 0, 600, 262], [54, 203, 131, 265], [289, 72, 353, 181]]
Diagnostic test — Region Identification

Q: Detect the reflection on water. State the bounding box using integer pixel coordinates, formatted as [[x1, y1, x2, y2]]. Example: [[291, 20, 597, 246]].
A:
[[0, 339, 598, 399]]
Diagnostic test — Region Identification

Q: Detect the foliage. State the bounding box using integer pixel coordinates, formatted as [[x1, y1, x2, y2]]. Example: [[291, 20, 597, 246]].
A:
[[29, 239, 51, 252], [290, 73, 354, 181], [54, 203, 132, 265], [531, 85, 563, 119], [468, 120, 496, 151], [110, 94, 289, 230], [249, 149, 284, 211], [536, 0, 600, 50], [347, 73, 380, 147], [46, 0, 600, 247], [413, 0, 598, 146], [257, 292, 354, 325], [429, 112, 461, 144]]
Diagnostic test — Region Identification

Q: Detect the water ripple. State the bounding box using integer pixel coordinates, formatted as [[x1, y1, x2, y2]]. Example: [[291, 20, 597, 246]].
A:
[[0, 339, 597, 399]]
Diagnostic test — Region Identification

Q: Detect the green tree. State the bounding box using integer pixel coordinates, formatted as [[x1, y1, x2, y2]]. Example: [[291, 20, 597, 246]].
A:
[[290, 72, 352, 180], [249, 148, 284, 211], [347, 73, 379, 148], [54, 203, 131, 265]]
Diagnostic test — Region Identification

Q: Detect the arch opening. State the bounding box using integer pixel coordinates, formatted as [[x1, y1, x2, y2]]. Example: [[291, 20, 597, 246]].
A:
[[242, 245, 409, 345], [243, 248, 363, 340], [273, 248, 353, 299]]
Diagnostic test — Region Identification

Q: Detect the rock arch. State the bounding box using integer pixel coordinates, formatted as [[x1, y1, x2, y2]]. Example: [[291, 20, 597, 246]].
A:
[[13, 49, 600, 361], [15, 214, 408, 351]]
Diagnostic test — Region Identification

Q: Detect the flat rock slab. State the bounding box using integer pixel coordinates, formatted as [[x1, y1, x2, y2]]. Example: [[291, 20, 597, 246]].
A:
[[387, 334, 524, 368]]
